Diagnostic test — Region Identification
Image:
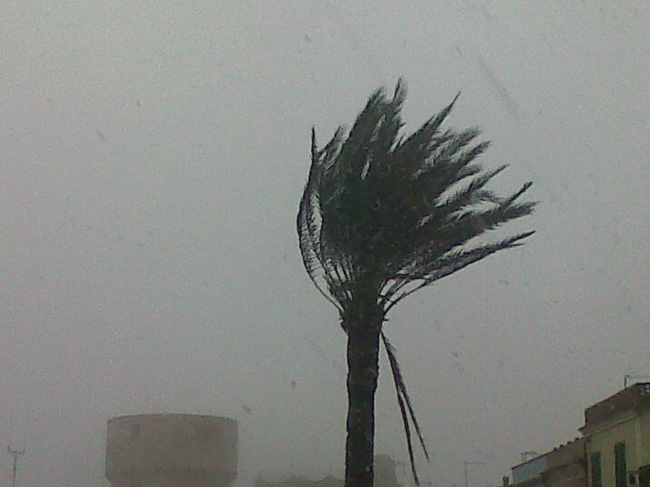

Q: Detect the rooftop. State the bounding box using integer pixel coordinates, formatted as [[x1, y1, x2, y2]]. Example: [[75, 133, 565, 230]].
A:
[[582, 382, 650, 431]]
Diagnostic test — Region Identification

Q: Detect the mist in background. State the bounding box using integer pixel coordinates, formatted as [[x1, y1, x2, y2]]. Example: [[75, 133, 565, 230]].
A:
[[1, 2, 648, 486]]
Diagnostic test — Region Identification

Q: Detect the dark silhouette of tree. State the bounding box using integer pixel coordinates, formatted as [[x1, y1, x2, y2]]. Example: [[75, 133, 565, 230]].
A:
[[297, 79, 536, 487]]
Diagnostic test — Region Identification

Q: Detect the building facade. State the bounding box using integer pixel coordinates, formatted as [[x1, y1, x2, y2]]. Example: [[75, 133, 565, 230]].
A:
[[508, 383, 650, 487], [105, 413, 238, 487], [511, 453, 548, 487], [510, 439, 586, 487], [545, 438, 587, 487], [580, 383, 650, 487]]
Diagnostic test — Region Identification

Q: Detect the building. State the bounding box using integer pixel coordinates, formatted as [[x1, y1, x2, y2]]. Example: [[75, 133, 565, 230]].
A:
[[511, 452, 547, 487], [254, 455, 400, 487], [545, 438, 587, 487], [580, 383, 650, 487], [105, 413, 238, 487], [510, 439, 586, 487], [255, 474, 343, 487], [508, 383, 650, 487]]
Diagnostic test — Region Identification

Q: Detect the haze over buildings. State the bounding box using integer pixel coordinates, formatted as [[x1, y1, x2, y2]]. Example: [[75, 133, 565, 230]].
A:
[[1, 2, 649, 486]]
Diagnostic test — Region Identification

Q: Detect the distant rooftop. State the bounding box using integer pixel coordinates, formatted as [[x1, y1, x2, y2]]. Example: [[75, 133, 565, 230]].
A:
[[255, 474, 343, 487], [582, 382, 650, 431]]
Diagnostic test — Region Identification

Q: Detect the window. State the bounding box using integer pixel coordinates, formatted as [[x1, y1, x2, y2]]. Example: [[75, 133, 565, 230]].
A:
[[591, 452, 602, 487], [615, 443, 627, 487], [639, 465, 650, 487]]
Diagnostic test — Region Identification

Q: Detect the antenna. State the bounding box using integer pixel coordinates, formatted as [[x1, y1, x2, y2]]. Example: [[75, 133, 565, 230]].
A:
[[7, 414, 27, 487], [463, 460, 485, 487], [7, 445, 26, 487]]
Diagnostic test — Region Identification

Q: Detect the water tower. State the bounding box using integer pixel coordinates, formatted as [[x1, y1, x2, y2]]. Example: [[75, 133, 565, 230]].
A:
[[106, 414, 237, 487]]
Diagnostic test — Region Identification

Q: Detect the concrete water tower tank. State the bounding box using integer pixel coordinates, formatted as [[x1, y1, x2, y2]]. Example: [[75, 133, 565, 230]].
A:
[[106, 414, 237, 487]]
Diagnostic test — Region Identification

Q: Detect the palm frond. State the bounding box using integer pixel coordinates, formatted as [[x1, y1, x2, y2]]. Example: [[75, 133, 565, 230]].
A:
[[382, 230, 535, 311], [382, 332, 429, 486]]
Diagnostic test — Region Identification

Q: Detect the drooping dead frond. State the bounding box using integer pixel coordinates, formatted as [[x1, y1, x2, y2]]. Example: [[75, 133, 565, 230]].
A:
[[382, 332, 429, 485]]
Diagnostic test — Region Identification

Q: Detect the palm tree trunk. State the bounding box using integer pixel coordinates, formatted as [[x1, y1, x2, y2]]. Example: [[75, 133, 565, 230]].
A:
[[345, 323, 381, 487]]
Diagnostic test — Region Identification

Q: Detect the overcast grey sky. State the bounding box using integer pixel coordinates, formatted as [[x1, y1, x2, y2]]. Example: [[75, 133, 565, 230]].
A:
[[1, 1, 649, 486]]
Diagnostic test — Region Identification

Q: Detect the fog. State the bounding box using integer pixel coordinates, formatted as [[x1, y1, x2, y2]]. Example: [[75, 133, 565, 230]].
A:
[[1, 2, 648, 486]]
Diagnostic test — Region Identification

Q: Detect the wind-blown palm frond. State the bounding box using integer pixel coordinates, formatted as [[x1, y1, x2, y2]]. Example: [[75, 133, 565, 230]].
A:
[[297, 78, 536, 486]]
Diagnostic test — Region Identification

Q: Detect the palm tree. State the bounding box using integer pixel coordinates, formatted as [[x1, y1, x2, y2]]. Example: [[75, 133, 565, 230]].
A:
[[297, 79, 536, 487]]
